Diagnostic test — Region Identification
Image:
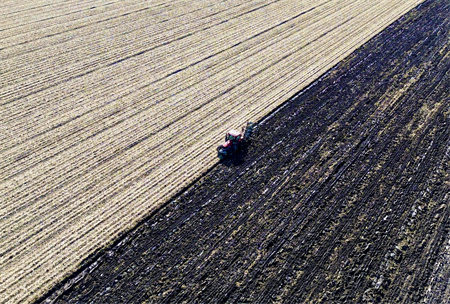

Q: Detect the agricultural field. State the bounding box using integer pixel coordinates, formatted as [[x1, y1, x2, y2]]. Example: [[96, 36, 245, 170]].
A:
[[0, 0, 444, 303], [40, 0, 450, 303]]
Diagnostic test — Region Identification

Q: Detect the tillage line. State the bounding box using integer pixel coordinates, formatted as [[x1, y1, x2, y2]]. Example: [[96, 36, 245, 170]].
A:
[[286, 20, 448, 304], [0, 2, 146, 50]]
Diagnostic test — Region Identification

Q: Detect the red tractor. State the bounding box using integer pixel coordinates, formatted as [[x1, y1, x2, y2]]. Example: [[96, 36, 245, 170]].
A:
[[217, 122, 254, 160]]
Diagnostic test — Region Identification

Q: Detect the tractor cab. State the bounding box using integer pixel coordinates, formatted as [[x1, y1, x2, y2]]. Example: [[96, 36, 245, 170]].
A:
[[225, 129, 242, 143]]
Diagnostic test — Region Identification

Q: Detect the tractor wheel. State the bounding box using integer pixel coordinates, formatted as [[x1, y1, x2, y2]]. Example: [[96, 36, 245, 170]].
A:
[[217, 146, 227, 160]]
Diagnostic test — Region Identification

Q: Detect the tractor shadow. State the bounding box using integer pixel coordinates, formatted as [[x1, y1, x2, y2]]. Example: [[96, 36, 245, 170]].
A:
[[219, 144, 250, 167]]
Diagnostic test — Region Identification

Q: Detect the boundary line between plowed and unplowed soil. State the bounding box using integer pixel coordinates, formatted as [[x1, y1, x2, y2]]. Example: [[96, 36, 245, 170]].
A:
[[35, 1, 445, 302]]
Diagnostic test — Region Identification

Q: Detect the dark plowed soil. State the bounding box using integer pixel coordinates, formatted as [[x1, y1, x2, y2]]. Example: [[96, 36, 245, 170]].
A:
[[42, 0, 449, 303]]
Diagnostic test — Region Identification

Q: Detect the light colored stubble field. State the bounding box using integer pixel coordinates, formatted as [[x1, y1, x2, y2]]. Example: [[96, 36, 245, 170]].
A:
[[0, 0, 424, 302]]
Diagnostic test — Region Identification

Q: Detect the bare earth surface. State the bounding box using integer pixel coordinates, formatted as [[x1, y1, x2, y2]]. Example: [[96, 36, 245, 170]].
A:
[[1, 0, 431, 302], [42, 0, 448, 303]]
